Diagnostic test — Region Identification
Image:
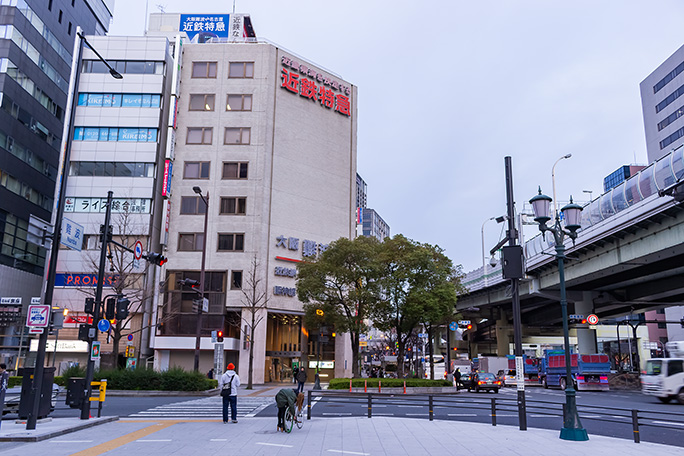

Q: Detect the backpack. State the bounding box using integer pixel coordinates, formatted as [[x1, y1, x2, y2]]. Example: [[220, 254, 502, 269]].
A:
[[220, 375, 234, 397]]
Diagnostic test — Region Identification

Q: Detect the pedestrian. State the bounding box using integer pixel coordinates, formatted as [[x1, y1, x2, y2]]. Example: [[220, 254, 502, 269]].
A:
[[207, 368, 214, 379], [296, 366, 307, 393], [292, 364, 299, 384], [275, 388, 304, 432], [454, 367, 462, 390], [218, 363, 240, 423]]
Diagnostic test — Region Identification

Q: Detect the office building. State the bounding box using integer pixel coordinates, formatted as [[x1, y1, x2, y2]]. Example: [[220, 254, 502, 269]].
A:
[[146, 14, 357, 382], [641, 43, 684, 162], [361, 208, 390, 242], [0, 0, 113, 369], [603, 165, 646, 192]]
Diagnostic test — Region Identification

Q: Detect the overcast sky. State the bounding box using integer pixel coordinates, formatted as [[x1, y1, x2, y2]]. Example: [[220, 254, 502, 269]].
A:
[[110, 0, 684, 272]]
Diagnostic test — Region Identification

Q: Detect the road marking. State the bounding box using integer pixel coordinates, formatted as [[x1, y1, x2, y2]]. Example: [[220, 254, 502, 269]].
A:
[[405, 413, 428, 416], [257, 442, 293, 448], [327, 450, 370, 455], [372, 413, 394, 416], [51, 440, 94, 443], [492, 414, 518, 417], [579, 415, 601, 418], [69, 421, 178, 456], [448, 413, 477, 416], [323, 412, 352, 416], [210, 439, 228, 441], [398, 405, 424, 408], [137, 439, 173, 442], [652, 421, 684, 427]]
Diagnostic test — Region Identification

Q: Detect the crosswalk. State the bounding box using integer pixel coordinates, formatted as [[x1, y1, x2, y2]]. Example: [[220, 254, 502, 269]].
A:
[[128, 396, 275, 419]]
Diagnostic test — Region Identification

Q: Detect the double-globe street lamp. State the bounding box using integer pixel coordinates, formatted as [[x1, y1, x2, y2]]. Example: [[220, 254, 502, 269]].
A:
[[529, 187, 587, 441], [192, 186, 209, 372]]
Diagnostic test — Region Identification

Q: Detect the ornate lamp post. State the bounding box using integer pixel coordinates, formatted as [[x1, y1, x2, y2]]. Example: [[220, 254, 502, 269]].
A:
[[529, 187, 588, 442]]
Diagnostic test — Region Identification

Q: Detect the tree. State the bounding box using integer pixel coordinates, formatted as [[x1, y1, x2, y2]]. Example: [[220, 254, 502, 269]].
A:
[[239, 256, 268, 389], [297, 236, 383, 378], [370, 235, 425, 378]]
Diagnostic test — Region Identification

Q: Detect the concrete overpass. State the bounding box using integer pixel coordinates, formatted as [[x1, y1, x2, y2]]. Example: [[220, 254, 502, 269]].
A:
[[457, 145, 684, 358]]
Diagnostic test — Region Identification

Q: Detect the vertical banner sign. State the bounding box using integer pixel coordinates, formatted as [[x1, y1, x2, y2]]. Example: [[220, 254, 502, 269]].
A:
[[91, 341, 101, 361], [515, 356, 525, 391], [214, 343, 224, 375]]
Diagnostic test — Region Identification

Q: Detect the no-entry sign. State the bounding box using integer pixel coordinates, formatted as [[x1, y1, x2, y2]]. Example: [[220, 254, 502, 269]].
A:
[[587, 314, 599, 325]]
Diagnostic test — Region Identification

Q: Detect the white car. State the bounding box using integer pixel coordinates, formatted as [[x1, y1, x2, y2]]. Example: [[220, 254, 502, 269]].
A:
[[1, 384, 60, 416]]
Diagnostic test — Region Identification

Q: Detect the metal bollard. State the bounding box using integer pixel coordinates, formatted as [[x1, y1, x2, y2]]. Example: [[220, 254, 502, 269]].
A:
[[631, 409, 640, 443], [307, 390, 312, 420], [429, 395, 434, 421], [368, 393, 372, 418], [491, 398, 497, 426]]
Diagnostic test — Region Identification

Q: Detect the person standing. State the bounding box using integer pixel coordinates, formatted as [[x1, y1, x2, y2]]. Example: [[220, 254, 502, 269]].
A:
[[292, 364, 299, 384], [0, 363, 9, 426], [454, 367, 462, 390], [207, 368, 214, 379], [219, 363, 240, 423], [296, 367, 307, 393]]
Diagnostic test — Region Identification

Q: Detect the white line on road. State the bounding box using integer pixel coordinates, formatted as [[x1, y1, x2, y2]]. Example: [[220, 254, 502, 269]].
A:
[[579, 415, 602, 419], [210, 439, 228, 441], [51, 440, 94, 443], [398, 405, 424, 408], [323, 413, 352, 416], [493, 414, 518, 417], [405, 413, 428, 416], [257, 442, 293, 448], [448, 413, 477, 416], [327, 450, 370, 455], [137, 439, 173, 442], [652, 421, 684, 427], [372, 413, 395, 416]]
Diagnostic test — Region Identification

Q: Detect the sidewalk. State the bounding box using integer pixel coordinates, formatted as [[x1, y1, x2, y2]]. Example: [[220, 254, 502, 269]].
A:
[[0, 416, 681, 455]]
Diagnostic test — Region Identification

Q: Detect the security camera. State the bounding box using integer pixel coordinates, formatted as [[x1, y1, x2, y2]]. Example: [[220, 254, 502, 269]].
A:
[[489, 255, 498, 267]]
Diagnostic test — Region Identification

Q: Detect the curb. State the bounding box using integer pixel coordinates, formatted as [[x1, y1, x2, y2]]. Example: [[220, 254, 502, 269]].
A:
[[0, 416, 119, 442]]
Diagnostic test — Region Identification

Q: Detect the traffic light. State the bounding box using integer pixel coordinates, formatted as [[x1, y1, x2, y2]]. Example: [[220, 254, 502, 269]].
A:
[[217, 330, 224, 343], [84, 297, 95, 315], [78, 324, 95, 341], [466, 324, 472, 330], [50, 307, 66, 332], [115, 296, 130, 320], [99, 224, 112, 243], [145, 252, 167, 266], [105, 296, 116, 320], [178, 278, 200, 293]]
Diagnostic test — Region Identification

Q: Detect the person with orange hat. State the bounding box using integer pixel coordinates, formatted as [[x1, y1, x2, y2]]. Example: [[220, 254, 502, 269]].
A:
[[219, 363, 240, 423]]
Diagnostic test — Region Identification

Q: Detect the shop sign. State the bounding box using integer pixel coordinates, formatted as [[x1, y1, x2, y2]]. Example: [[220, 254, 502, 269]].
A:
[[274, 286, 296, 297], [55, 273, 119, 288], [281, 67, 351, 117], [275, 235, 329, 258]]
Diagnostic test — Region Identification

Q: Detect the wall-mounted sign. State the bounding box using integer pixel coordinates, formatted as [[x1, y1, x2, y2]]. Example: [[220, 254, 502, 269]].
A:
[[281, 56, 351, 95], [55, 273, 119, 288], [275, 235, 329, 258], [180, 14, 230, 42], [64, 197, 151, 214], [274, 267, 296, 278], [281, 66, 351, 117], [0, 297, 21, 305], [61, 217, 83, 251], [308, 361, 334, 369], [29, 339, 88, 352], [162, 160, 173, 197], [274, 286, 296, 297]]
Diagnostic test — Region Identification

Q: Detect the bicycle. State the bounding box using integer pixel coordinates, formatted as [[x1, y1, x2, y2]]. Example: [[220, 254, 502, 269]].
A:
[[283, 405, 303, 433]]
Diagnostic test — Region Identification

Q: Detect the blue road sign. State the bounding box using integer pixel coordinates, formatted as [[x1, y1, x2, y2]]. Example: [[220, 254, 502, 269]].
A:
[[97, 319, 111, 332], [127, 334, 133, 341], [449, 321, 457, 331]]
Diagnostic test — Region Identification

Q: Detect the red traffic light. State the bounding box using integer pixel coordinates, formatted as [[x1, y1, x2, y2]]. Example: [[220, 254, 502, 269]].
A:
[[466, 324, 473, 330], [146, 252, 167, 266], [581, 319, 587, 324], [217, 330, 224, 342]]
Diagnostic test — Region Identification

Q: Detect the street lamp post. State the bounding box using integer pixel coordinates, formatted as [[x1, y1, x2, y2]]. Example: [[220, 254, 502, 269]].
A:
[[582, 189, 593, 204], [27, 28, 121, 430], [192, 186, 209, 372], [481, 215, 506, 288], [551, 154, 572, 216], [529, 187, 587, 441]]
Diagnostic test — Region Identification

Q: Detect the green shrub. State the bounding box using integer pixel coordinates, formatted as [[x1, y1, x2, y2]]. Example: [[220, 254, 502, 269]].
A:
[[61, 365, 86, 382], [328, 378, 451, 389], [160, 367, 214, 391], [8, 376, 21, 388]]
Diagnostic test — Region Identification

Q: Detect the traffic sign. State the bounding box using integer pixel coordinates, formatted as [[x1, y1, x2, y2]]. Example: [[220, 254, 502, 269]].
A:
[[457, 320, 471, 326], [133, 240, 143, 260], [587, 314, 599, 325], [127, 334, 133, 342], [26, 305, 50, 328], [97, 319, 111, 332], [449, 321, 457, 331]]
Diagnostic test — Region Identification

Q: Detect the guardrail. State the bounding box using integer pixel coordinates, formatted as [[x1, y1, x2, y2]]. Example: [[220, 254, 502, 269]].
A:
[[306, 391, 684, 444]]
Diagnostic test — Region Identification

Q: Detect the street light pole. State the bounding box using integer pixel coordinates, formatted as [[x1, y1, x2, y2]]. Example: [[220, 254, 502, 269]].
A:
[[551, 154, 572, 216], [192, 187, 209, 372], [529, 188, 587, 441], [27, 28, 121, 430]]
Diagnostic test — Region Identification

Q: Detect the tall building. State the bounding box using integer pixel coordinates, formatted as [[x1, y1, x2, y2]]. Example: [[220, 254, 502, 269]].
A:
[[0, 0, 113, 368], [361, 208, 390, 241], [641, 43, 684, 162], [145, 13, 357, 382], [356, 173, 367, 209], [46, 35, 174, 370], [603, 165, 646, 192]]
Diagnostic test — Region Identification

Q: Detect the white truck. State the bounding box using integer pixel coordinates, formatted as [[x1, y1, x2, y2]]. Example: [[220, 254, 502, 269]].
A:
[[641, 341, 684, 404], [477, 356, 509, 375]]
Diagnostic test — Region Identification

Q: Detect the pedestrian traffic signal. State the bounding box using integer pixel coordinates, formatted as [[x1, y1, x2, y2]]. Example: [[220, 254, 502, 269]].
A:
[[105, 296, 116, 320], [116, 296, 130, 320], [84, 297, 95, 315], [145, 252, 167, 266], [217, 330, 224, 343]]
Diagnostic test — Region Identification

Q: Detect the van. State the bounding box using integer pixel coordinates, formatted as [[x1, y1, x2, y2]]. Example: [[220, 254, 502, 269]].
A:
[[641, 358, 684, 404]]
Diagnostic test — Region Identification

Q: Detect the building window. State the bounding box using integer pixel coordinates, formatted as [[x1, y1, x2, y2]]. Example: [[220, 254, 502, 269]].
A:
[[48, 0, 52, 11], [222, 162, 248, 179], [220, 197, 246, 215], [228, 62, 254, 78], [656, 308, 666, 314], [58, 10, 62, 23], [186, 127, 213, 145], [231, 271, 243, 289], [226, 94, 252, 111], [658, 322, 667, 329], [180, 196, 207, 215], [68, 22, 72, 35], [224, 127, 250, 145], [183, 162, 210, 179], [192, 61, 217, 78], [69, 162, 155, 177], [218, 233, 244, 251], [83, 60, 164, 75], [178, 233, 204, 251], [189, 94, 215, 111]]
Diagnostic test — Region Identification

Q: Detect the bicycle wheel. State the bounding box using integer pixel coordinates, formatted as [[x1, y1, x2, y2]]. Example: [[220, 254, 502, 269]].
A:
[[295, 409, 303, 429], [284, 409, 294, 433]]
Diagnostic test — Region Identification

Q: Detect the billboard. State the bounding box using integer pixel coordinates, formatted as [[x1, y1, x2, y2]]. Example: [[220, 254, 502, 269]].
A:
[[180, 14, 256, 43]]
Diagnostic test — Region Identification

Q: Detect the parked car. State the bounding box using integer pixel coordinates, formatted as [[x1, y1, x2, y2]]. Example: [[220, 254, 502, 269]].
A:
[[1, 384, 60, 416], [464, 372, 501, 393]]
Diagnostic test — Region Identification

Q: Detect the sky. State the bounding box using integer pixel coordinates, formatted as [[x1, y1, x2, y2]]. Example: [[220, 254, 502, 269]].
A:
[[110, 0, 684, 272]]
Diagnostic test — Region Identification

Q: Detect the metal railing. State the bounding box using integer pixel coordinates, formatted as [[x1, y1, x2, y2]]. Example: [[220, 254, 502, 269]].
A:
[[306, 390, 684, 444]]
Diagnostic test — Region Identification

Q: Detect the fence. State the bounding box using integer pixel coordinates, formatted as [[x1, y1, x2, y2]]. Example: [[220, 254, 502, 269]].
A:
[[306, 390, 684, 444]]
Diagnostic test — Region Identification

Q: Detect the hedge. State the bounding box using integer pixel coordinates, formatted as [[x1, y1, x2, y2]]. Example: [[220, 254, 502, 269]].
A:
[[328, 378, 452, 389], [8, 367, 218, 391]]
